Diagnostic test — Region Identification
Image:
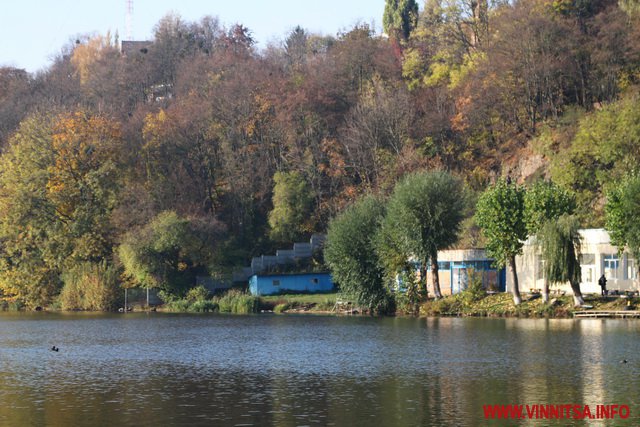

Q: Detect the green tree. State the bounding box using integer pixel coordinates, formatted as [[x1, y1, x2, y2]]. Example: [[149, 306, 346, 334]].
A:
[[118, 211, 199, 297], [375, 209, 419, 312], [383, 0, 419, 41], [268, 171, 314, 243], [324, 195, 391, 313], [605, 175, 640, 284], [525, 180, 576, 302], [550, 93, 640, 225], [537, 215, 585, 306], [0, 115, 60, 305], [0, 112, 122, 307], [475, 179, 527, 305], [384, 171, 467, 299]]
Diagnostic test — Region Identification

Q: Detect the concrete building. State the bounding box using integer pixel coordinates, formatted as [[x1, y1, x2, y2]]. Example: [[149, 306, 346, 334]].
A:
[[508, 228, 638, 295], [397, 249, 505, 295], [424, 249, 506, 295], [249, 272, 334, 296]]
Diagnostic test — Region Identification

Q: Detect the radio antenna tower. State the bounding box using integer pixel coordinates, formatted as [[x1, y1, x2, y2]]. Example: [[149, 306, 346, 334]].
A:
[[125, 0, 134, 40]]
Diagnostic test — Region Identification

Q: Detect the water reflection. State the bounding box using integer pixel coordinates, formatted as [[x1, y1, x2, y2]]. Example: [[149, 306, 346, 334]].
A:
[[0, 313, 638, 426]]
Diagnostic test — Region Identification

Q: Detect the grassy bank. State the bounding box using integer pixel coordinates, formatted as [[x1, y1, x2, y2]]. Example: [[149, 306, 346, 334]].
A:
[[259, 292, 338, 313], [161, 290, 338, 314], [420, 291, 639, 318], [6, 287, 637, 319]]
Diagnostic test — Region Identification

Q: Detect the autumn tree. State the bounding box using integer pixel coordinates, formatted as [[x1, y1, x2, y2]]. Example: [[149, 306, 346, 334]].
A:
[[0, 112, 123, 306], [342, 78, 415, 191], [0, 67, 33, 148]]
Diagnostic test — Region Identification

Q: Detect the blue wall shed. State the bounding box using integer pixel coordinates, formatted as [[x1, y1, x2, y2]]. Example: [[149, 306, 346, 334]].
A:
[[249, 272, 334, 296]]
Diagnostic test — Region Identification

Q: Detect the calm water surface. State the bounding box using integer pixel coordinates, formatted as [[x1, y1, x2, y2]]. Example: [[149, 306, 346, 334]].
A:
[[0, 313, 638, 426]]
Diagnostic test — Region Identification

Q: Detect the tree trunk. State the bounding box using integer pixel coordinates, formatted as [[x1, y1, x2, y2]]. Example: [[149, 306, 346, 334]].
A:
[[420, 261, 429, 300], [542, 276, 549, 303], [509, 256, 522, 305], [570, 280, 585, 306], [430, 253, 443, 299]]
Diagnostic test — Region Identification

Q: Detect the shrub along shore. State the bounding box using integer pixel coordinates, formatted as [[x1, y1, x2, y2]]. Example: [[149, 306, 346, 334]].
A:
[[2, 286, 637, 318], [117, 286, 640, 318]]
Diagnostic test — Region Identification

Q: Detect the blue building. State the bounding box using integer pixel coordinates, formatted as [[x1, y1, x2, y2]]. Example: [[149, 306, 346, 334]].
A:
[[397, 249, 506, 295], [249, 272, 334, 296]]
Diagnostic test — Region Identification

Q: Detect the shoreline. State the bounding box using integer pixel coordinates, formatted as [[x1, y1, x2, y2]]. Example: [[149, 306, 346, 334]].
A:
[[2, 292, 638, 319]]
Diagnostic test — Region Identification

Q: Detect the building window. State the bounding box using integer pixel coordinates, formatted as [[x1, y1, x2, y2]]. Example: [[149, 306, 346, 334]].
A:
[[581, 253, 595, 283], [438, 262, 451, 270], [312, 278, 319, 284], [583, 266, 594, 284], [627, 258, 637, 280], [604, 254, 620, 280], [273, 280, 280, 286]]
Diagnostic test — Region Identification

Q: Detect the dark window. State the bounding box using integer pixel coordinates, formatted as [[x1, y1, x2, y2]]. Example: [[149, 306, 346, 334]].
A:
[[273, 280, 280, 286], [438, 262, 451, 270], [312, 278, 319, 284]]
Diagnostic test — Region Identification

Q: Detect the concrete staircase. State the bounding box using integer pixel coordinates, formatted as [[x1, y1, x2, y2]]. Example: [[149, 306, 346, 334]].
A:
[[232, 234, 326, 282]]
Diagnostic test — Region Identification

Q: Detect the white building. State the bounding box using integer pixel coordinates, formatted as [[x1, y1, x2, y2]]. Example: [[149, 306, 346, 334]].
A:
[[508, 228, 638, 295]]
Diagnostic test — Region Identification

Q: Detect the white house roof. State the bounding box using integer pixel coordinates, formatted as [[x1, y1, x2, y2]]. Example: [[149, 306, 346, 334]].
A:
[[578, 228, 611, 245], [524, 228, 611, 246]]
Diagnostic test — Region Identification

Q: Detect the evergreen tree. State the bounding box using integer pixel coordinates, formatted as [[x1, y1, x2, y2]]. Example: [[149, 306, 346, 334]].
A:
[[383, 0, 419, 41]]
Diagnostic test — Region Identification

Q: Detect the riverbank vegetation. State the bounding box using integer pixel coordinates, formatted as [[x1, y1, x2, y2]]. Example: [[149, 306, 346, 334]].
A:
[[1, 0, 640, 311], [160, 288, 259, 314], [158, 289, 336, 314], [422, 289, 640, 318]]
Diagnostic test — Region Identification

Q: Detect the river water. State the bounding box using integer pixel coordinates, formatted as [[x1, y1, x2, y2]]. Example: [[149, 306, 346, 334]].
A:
[[0, 313, 638, 426]]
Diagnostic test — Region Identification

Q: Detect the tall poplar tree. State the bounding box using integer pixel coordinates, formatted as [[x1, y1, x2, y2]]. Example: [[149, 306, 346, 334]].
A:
[[476, 179, 527, 305], [383, 0, 419, 41]]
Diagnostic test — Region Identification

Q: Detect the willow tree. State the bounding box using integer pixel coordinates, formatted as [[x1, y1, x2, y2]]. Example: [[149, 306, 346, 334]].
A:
[[324, 195, 391, 313], [385, 171, 467, 299], [476, 179, 527, 305], [536, 215, 585, 306], [524, 180, 576, 302]]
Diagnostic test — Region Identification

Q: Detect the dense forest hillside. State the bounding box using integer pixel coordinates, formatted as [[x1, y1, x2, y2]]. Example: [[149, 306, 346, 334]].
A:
[[1, 0, 639, 307]]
